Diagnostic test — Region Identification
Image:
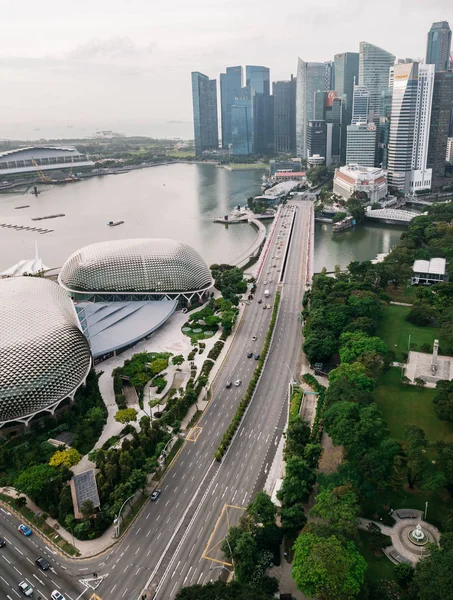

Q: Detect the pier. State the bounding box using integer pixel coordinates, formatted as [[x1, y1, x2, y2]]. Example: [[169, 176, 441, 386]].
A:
[[0, 222, 53, 234]]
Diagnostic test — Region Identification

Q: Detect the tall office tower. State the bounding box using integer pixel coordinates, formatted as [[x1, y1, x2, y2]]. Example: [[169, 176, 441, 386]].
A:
[[307, 120, 327, 164], [426, 21, 452, 72], [334, 52, 359, 122], [312, 91, 344, 165], [191, 72, 218, 157], [296, 59, 326, 158], [220, 66, 243, 149], [231, 86, 255, 155], [273, 77, 296, 153], [447, 137, 453, 164], [387, 63, 435, 194], [359, 42, 395, 115], [427, 71, 453, 189], [346, 122, 376, 167], [379, 88, 393, 168], [254, 94, 274, 154], [351, 85, 370, 124], [324, 61, 334, 91], [246, 66, 270, 95]]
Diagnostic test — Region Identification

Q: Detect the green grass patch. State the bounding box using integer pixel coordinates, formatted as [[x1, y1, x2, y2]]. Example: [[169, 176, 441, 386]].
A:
[[377, 304, 441, 361], [385, 283, 416, 304], [373, 368, 453, 443], [181, 323, 218, 341], [358, 530, 396, 583]]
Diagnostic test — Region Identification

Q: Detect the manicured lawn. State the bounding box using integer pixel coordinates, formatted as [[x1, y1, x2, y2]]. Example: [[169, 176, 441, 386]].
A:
[[373, 367, 453, 443], [377, 304, 441, 361], [181, 323, 218, 341], [358, 530, 395, 583], [385, 283, 416, 304]]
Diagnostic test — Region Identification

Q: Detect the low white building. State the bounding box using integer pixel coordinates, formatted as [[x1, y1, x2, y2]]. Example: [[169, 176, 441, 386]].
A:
[[333, 164, 388, 202], [411, 258, 448, 285]]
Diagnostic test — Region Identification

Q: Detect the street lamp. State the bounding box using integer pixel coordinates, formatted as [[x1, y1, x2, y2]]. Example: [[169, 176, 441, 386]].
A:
[[114, 493, 136, 538], [223, 536, 235, 580]]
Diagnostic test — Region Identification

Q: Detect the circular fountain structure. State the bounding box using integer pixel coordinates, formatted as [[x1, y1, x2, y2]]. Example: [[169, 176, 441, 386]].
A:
[[408, 523, 429, 546]]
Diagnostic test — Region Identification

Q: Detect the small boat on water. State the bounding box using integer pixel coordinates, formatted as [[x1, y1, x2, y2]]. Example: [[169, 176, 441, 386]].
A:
[[108, 221, 124, 227]]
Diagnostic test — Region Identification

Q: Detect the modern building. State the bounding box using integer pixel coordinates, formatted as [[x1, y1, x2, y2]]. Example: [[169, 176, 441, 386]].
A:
[[427, 71, 453, 190], [307, 120, 327, 165], [359, 42, 395, 115], [254, 93, 274, 155], [58, 238, 213, 359], [0, 277, 91, 430], [220, 66, 243, 149], [0, 146, 94, 177], [1, 244, 49, 277], [346, 122, 376, 167], [231, 86, 255, 155], [246, 65, 270, 95], [324, 61, 334, 92], [273, 77, 297, 153], [191, 71, 219, 156], [387, 62, 435, 194], [411, 258, 447, 285], [333, 164, 388, 202], [296, 59, 327, 158], [379, 88, 393, 169], [426, 21, 452, 72], [351, 85, 370, 124], [334, 52, 359, 122], [447, 137, 453, 164]]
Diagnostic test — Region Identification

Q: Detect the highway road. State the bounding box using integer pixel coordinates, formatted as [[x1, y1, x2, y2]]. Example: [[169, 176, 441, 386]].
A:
[[0, 199, 312, 600]]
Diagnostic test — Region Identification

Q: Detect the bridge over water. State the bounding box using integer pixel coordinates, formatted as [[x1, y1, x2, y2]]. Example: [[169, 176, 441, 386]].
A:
[[365, 208, 418, 224]]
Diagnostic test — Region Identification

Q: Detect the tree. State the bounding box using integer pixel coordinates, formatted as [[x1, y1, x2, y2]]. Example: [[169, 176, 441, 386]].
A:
[[303, 331, 337, 363], [277, 456, 316, 505], [285, 417, 311, 457], [339, 332, 388, 365], [80, 499, 95, 520], [394, 563, 414, 589], [328, 362, 376, 392], [402, 426, 446, 491], [346, 197, 365, 223], [433, 380, 453, 422], [175, 580, 275, 600], [280, 503, 307, 535], [324, 402, 388, 452], [247, 491, 276, 526], [14, 464, 59, 499], [409, 533, 453, 600], [311, 485, 360, 540], [49, 448, 82, 469], [172, 354, 184, 366], [115, 408, 138, 424], [414, 377, 426, 388], [292, 533, 367, 600]]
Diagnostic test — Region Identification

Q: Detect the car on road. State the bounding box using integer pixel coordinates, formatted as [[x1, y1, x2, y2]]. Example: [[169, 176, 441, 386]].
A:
[[0, 536, 5, 547], [264, 280, 268, 285], [252, 336, 257, 341], [267, 305, 271, 309], [150, 489, 161, 501], [18, 581, 33, 597], [226, 382, 232, 389], [254, 354, 261, 360], [234, 379, 241, 386], [257, 299, 262, 304], [51, 592, 66, 600], [18, 524, 32, 537], [35, 556, 50, 570], [262, 305, 266, 309], [247, 352, 253, 358]]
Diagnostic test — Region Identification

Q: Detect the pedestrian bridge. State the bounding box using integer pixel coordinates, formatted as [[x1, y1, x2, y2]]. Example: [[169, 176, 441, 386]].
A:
[[366, 208, 418, 224]]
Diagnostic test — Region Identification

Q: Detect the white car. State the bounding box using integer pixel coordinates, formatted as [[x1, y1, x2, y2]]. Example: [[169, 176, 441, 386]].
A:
[[264, 280, 268, 285], [234, 379, 241, 387], [18, 581, 33, 597], [51, 591, 66, 600]]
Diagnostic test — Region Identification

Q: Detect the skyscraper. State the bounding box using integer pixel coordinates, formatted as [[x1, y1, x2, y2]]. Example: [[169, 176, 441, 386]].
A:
[[351, 85, 370, 124], [246, 66, 270, 95], [191, 72, 218, 157], [426, 21, 452, 72], [231, 86, 255, 155], [359, 42, 395, 115], [254, 94, 274, 154], [346, 122, 376, 167], [334, 52, 359, 121], [427, 71, 453, 189], [273, 77, 296, 153], [312, 91, 344, 165], [387, 62, 435, 194], [296, 59, 326, 158], [220, 66, 243, 149]]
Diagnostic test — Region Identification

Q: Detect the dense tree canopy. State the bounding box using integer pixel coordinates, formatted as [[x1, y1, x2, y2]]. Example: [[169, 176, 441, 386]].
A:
[[409, 533, 453, 600]]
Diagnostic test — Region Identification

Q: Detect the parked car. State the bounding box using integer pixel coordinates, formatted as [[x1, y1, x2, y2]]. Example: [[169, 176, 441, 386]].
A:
[[0, 536, 5, 547], [51, 592, 66, 600], [150, 489, 161, 501], [254, 354, 261, 360], [257, 299, 262, 304], [35, 557, 50, 571], [252, 336, 257, 341], [267, 305, 271, 309], [18, 524, 32, 537], [18, 581, 33, 597], [234, 379, 241, 387], [247, 352, 253, 358], [226, 382, 232, 389]]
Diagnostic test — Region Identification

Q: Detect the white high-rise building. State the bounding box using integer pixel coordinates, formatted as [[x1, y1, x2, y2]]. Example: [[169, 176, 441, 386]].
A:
[[351, 85, 370, 124], [296, 59, 326, 158], [447, 137, 453, 164], [387, 62, 435, 194], [346, 122, 376, 167]]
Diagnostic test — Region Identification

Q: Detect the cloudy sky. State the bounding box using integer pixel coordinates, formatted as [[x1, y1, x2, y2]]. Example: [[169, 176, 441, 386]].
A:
[[0, 0, 451, 139]]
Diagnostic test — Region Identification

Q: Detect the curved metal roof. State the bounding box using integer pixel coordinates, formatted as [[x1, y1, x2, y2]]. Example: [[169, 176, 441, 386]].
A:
[[58, 239, 213, 294], [0, 278, 91, 423]]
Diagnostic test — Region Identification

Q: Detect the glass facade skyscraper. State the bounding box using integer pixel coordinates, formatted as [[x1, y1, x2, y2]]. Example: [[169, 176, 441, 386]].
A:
[[334, 52, 359, 122], [191, 71, 218, 157], [231, 86, 255, 155], [351, 85, 370, 124], [359, 42, 395, 115], [273, 77, 296, 153], [246, 66, 270, 95], [296, 59, 326, 158], [427, 71, 453, 189], [426, 21, 452, 73], [220, 66, 243, 149]]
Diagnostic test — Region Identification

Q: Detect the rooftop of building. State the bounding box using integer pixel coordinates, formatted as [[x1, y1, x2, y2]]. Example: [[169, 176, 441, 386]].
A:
[[413, 258, 446, 276]]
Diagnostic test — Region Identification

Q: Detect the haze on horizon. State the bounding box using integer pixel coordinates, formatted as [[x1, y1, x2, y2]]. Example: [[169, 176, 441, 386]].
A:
[[0, 0, 451, 140]]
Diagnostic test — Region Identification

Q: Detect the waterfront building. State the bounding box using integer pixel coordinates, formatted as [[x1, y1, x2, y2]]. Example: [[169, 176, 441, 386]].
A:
[[246, 65, 270, 95], [220, 66, 243, 149], [334, 52, 359, 121], [359, 42, 395, 115], [412, 258, 447, 285], [387, 62, 435, 194], [447, 137, 453, 164], [427, 71, 453, 190], [333, 164, 387, 202], [296, 59, 326, 157], [351, 85, 370, 124], [269, 159, 302, 175], [231, 86, 255, 155], [0, 146, 94, 177], [273, 77, 296, 153], [307, 120, 327, 165], [426, 21, 452, 72], [346, 122, 376, 167], [191, 71, 219, 156], [0, 277, 91, 431]]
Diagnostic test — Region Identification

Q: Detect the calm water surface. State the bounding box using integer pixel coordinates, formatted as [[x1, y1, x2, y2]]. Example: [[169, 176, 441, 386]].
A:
[[0, 163, 406, 272]]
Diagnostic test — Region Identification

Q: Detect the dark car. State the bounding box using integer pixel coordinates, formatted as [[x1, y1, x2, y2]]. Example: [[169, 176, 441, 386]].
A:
[[247, 352, 253, 358], [0, 537, 5, 548], [226, 382, 232, 389], [35, 556, 50, 570], [150, 489, 161, 501], [254, 354, 261, 360], [257, 299, 262, 304]]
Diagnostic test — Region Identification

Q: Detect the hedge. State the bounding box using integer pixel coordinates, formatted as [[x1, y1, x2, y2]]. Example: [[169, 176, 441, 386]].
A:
[[215, 292, 281, 460], [208, 340, 224, 361], [301, 373, 326, 443]]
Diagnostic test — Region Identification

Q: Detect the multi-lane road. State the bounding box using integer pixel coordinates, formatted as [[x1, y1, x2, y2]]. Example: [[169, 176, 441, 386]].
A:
[[0, 198, 313, 600]]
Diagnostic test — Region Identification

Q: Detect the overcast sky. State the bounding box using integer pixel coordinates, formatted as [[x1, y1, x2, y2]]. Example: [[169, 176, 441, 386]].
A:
[[0, 0, 451, 139]]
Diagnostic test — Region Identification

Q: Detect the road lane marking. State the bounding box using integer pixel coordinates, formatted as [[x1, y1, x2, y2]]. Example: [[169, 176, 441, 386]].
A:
[[171, 560, 181, 578], [14, 547, 23, 555], [2, 555, 11, 564]]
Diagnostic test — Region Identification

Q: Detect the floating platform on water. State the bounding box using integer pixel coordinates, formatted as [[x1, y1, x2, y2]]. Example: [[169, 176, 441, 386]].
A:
[[15, 205, 30, 210], [32, 214, 65, 221], [108, 220, 124, 227]]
